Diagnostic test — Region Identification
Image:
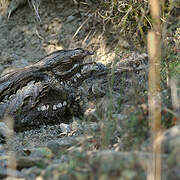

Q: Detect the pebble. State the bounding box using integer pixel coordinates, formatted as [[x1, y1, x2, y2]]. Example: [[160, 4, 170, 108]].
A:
[[66, 15, 77, 23], [60, 123, 71, 133]]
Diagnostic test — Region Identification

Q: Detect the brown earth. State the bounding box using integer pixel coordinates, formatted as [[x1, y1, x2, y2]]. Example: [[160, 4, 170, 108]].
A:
[[0, 0, 129, 75]]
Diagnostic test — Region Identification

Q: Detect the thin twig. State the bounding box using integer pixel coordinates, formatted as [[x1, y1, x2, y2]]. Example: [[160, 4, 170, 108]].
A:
[[73, 13, 92, 39]]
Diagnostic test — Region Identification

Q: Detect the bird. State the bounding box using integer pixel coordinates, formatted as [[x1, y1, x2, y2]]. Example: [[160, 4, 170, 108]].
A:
[[0, 48, 93, 131]]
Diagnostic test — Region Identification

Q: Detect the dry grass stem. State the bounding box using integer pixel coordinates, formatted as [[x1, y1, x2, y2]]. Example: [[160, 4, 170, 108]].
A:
[[3, 116, 17, 173], [147, 0, 162, 179]]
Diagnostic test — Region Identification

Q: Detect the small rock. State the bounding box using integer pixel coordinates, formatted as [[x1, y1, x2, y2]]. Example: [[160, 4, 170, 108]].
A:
[[47, 137, 78, 154], [0, 167, 25, 179], [29, 147, 53, 159], [66, 15, 77, 23], [43, 164, 68, 180], [16, 156, 49, 170], [60, 123, 71, 133], [21, 166, 42, 179], [0, 122, 13, 143], [160, 125, 180, 153], [52, 155, 68, 164]]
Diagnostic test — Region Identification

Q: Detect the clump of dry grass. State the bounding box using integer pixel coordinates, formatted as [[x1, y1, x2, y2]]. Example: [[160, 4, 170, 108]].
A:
[[29, 0, 41, 21], [77, 0, 179, 49], [0, 0, 41, 20]]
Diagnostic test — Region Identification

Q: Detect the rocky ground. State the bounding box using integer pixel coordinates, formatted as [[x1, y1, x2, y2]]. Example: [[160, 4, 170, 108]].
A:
[[0, 0, 179, 179]]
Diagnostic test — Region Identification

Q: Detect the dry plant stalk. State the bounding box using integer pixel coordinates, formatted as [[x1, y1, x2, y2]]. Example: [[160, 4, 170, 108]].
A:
[[147, 0, 162, 180], [3, 115, 17, 174], [0, 0, 9, 15], [170, 78, 180, 123], [147, 31, 162, 180]]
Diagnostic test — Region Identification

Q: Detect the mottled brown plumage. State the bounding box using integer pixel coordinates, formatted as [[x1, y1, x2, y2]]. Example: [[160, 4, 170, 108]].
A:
[[0, 48, 93, 131]]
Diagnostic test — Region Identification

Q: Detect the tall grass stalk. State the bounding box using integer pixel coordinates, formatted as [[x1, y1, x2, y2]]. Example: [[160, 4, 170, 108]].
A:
[[147, 0, 162, 179]]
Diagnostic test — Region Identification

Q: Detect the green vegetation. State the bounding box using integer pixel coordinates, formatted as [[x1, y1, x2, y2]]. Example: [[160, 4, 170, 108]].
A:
[[88, 0, 179, 150]]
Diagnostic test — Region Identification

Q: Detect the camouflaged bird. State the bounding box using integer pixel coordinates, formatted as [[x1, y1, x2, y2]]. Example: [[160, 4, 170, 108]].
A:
[[0, 48, 94, 131]]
